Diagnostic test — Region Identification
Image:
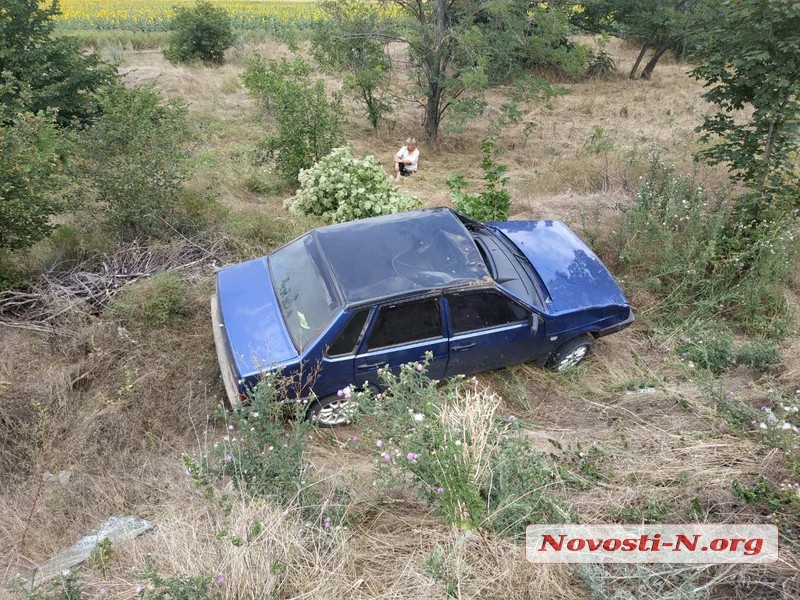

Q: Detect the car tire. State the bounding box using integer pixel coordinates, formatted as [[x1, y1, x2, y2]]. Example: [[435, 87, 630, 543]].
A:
[[307, 394, 355, 427], [547, 335, 594, 372]]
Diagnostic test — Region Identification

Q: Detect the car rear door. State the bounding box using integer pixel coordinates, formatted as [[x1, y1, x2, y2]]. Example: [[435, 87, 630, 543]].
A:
[[444, 289, 542, 377], [353, 296, 448, 388]]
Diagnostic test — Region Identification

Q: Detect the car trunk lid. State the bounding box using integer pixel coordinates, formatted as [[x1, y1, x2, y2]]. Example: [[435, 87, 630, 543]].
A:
[[215, 257, 298, 380]]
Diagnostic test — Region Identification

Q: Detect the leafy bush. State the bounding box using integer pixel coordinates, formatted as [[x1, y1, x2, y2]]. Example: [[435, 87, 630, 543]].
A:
[[447, 139, 511, 222], [106, 272, 188, 330], [0, 0, 116, 126], [241, 57, 345, 180], [676, 326, 736, 375], [0, 110, 65, 255], [163, 0, 235, 65], [735, 339, 780, 373], [81, 85, 191, 240], [286, 147, 420, 223], [312, 0, 394, 132]]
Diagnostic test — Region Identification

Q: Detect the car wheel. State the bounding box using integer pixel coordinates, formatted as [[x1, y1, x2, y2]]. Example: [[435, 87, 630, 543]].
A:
[[547, 335, 594, 372], [307, 394, 355, 427]]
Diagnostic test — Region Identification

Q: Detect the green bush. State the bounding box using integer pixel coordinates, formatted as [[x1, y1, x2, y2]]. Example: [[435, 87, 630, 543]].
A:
[[81, 85, 191, 240], [676, 325, 736, 375], [286, 147, 420, 223], [447, 139, 511, 222], [0, 110, 66, 256], [163, 1, 235, 65], [241, 57, 345, 180], [106, 272, 187, 329], [0, 0, 116, 126]]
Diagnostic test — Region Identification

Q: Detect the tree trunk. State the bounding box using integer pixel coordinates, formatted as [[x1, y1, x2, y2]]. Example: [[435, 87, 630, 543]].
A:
[[422, 0, 450, 146], [639, 42, 671, 80], [629, 45, 649, 79]]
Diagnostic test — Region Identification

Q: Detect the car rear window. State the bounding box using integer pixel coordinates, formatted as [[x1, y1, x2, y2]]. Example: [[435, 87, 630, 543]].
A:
[[269, 236, 340, 351]]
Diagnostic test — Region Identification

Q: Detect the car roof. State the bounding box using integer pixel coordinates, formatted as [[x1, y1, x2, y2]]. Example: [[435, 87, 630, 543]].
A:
[[312, 208, 492, 305]]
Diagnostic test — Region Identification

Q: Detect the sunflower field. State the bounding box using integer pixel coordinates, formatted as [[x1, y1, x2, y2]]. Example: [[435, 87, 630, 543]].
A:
[[56, 0, 323, 31]]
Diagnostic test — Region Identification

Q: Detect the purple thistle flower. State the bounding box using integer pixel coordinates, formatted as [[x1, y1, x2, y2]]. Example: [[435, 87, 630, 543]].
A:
[[214, 573, 224, 585]]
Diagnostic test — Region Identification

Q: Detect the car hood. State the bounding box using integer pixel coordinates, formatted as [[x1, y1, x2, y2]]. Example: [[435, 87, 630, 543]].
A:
[[215, 257, 298, 379], [489, 220, 629, 313]]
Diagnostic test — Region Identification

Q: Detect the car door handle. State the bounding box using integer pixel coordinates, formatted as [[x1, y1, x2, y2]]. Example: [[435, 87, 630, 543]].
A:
[[452, 342, 477, 352], [357, 362, 385, 370]]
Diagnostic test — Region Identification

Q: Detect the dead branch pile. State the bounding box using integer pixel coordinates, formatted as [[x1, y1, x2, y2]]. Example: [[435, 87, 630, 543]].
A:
[[0, 240, 224, 332]]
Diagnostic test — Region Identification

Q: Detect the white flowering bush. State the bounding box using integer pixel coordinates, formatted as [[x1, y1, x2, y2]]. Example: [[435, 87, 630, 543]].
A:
[[286, 147, 420, 223]]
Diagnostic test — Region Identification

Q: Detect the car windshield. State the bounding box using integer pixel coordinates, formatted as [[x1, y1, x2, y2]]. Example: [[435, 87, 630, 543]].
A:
[[269, 236, 340, 351]]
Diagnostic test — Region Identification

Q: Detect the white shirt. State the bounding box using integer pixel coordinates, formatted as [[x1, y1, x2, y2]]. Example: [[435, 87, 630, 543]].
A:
[[395, 145, 419, 172]]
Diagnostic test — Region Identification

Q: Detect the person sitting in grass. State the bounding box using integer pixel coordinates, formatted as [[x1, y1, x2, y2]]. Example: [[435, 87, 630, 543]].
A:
[[394, 137, 419, 181]]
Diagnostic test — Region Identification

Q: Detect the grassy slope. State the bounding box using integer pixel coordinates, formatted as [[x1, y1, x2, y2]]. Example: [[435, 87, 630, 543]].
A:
[[1, 37, 799, 598]]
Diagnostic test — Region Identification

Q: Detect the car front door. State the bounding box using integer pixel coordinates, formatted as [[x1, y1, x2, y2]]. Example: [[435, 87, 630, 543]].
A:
[[353, 296, 448, 388], [444, 289, 542, 377]]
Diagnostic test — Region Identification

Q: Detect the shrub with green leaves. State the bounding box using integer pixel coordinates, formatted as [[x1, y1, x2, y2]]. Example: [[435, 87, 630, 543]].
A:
[[447, 139, 511, 222], [242, 57, 345, 180], [81, 85, 190, 240], [0, 0, 116, 127], [1, 110, 65, 256], [163, 0, 235, 65], [286, 147, 420, 223], [616, 156, 799, 333]]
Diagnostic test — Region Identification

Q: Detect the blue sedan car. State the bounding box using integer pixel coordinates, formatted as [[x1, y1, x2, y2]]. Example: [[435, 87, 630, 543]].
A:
[[211, 208, 633, 425]]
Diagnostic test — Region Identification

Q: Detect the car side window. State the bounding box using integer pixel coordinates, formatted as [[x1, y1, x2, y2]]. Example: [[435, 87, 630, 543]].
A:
[[367, 298, 442, 350], [448, 290, 528, 334], [327, 309, 370, 356]]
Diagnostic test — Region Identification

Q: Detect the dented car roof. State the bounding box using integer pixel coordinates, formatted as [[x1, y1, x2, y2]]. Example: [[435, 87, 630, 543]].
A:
[[312, 208, 491, 305]]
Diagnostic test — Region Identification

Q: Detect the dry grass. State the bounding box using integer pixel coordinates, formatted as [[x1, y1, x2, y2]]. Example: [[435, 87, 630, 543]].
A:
[[2, 34, 800, 600]]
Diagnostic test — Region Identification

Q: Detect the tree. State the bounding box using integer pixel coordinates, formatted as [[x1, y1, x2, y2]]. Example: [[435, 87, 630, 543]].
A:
[[322, 1, 578, 145], [691, 0, 800, 218], [163, 0, 235, 65], [573, 0, 714, 79], [312, 0, 394, 133], [0, 0, 116, 125], [0, 108, 65, 254]]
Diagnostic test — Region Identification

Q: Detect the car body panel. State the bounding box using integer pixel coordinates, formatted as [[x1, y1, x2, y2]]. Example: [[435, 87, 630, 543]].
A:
[[215, 256, 297, 379], [488, 220, 629, 312], [212, 209, 633, 408], [313, 207, 490, 306]]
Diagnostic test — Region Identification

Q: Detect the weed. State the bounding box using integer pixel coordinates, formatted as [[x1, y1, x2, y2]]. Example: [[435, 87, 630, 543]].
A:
[[186, 371, 317, 511], [135, 556, 222, 599], [675, 324, 735, 374], [357, 359, 568, 536], [106, 272, 188, 330], [447, 138, 511, 221], [11, 569, 83, 600]]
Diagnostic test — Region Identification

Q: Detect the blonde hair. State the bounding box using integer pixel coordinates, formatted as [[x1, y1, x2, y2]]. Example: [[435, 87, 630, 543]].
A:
[[406, 137, 417, 147]]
